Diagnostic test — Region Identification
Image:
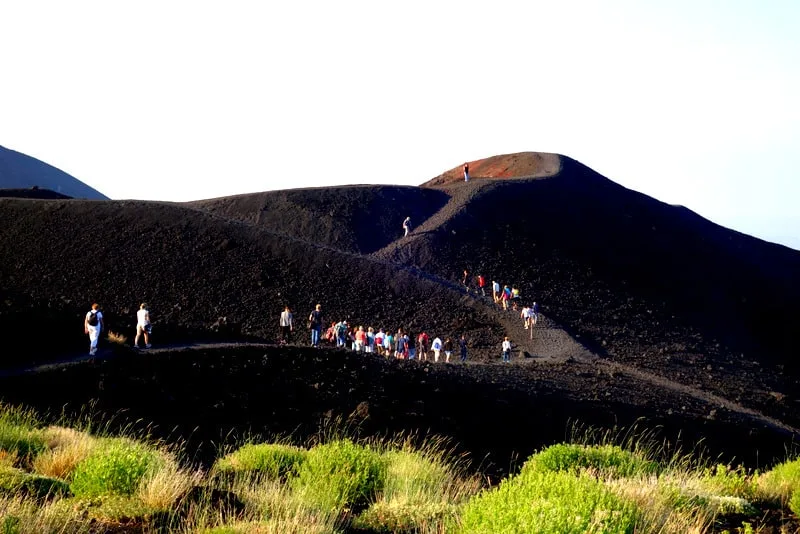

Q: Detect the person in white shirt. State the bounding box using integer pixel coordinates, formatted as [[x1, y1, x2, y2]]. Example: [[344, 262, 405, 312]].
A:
[[402, 216, 411, 237], [84, 303, 104, 356], [431, 337, 443, 362], [134, 303, 152, 349], [501, 336, 512, 363], [279, 306, 294, 345]]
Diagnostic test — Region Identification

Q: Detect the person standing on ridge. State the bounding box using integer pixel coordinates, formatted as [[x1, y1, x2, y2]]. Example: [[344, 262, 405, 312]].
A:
[[134, 303, 152, 349], [464, 163, 470, 182], [403, 216, 411, 237], [459, 334, 468, 362], [444, 337, 454, 363], [309, 304, 323, 347], [279, 306, 293, 345], [84, 303, 104, 356], [502, 336, 512, 362]]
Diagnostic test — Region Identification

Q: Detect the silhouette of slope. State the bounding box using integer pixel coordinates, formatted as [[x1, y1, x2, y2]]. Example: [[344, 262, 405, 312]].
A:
[[0, 146, 108, 200], [188, 185, 449, 254], [0, 198, 505, 365], [0, 187, 71, 199]]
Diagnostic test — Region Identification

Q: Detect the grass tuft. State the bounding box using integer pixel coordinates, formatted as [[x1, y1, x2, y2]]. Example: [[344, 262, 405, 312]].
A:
[[214, 443, 306, 481], [70, 437, 164, 498]]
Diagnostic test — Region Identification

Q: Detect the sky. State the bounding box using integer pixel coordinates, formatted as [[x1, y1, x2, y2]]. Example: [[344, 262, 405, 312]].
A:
[[1, 1, 798, 249]]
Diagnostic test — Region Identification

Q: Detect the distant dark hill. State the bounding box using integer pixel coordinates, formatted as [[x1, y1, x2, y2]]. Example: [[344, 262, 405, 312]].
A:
[[0, 197, 504, 365], [0, 187, 71, 199], [188, 185, 449, 254], [0, 146, 108, 200]]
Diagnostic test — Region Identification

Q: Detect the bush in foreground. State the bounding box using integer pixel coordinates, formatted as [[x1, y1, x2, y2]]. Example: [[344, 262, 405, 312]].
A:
[[524, 443, 659, 479], [70, 438, 164, 498], [215, 443, 307, 481], [293, 439, 386, 511], [457, 468, 639, 534]]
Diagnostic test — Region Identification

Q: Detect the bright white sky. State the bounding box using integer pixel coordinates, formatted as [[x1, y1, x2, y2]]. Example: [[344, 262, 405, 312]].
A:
[[2, 1, 798, 249]]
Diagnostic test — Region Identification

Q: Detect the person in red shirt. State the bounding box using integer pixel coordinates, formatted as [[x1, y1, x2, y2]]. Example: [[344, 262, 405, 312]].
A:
[[355, 326, 368, 353], [417, 332, 430, 361], [477, 274, 486, 296]]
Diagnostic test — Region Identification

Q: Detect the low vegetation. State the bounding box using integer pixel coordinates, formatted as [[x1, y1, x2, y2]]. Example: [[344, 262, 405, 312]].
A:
[[0, 401, 797, 533]]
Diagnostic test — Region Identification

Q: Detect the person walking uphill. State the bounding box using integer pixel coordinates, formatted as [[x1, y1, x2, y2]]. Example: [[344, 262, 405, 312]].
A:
[[84, 303, 104, 356], [502, 336, 512, 362], [279, 306, 293, 345], [309, 304, 323, 347], [464, 163, 470, 182], [402, 216, 411, 237], [134, 303, 152, 349]]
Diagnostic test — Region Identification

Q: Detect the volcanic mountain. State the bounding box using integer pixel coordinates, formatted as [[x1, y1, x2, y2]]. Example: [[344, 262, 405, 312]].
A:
[[1, 151, 799, 471], [0, 145, 108, 199]]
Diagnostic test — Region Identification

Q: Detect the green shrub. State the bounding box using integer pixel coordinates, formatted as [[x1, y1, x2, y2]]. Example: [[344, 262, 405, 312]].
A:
[[699, 464, 757, 500], [381, 449, 452, 503], [215, 443, 306, 480], [293, 439, 387, 511], [457, 469, 639, 534], [524, 443, 659, 479], [759, 458, 800, 501], [0, 468, 70, 501], [353, 500, 458, 533], [70, 438, 164, 498], [790, 489, 800, 517], [0, 424, 45, 462]]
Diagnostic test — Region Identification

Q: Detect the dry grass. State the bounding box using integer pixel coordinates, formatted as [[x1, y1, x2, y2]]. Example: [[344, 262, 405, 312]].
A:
[[137, 456, 202, 511], [32, 426, 97, 480], [0, 495, 91, 534], [106, 331, 127, 345]]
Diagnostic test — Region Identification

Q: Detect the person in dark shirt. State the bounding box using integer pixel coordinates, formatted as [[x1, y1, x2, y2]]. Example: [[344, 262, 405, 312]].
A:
[[459, 335, 468, 362], [308, 304, 323, 347], [464, 163, 470, 182]]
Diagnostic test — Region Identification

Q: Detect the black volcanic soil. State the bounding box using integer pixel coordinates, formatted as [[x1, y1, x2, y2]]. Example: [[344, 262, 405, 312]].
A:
[[2, 153, 800, 483], [0, 346, 794, 476], [189, 185, 449, 254]]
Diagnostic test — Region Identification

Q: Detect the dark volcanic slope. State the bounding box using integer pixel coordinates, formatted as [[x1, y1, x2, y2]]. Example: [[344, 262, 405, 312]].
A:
[[0, 198, 503, 365], [0, 145, 108, 200], [373, 157, 800, 425], [188, 185, 449, 254]]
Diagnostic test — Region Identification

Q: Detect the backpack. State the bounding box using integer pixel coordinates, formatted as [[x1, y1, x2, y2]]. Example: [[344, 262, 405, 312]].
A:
[[87, 311, 99, 327]]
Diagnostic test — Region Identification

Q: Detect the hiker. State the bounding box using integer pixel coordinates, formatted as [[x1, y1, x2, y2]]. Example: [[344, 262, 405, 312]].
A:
[[396, 330, 407, 359], [134, 303, 152, 349], [501, 286, 511, 310], [84, 303, 104, 356], [417, 331, 430, 361], [521, 305, 532, 329], [444, 337, 454, 363], [502, 336, 512, 362], [459, 335, 468, 362], [492, 280, 501, 303], [334, 320, 348, 348], [375, 328, 385, 355], [511, 287, 521, 310], [355, 326, 367, 353], [477, 274, 486, 296], [309, 304, 324, 347], [532, 301, 540, 325], [431, 336, 443, 362], [384, 330, 394, 357], [366, 327, 375, 353], [464, 162, 470, 182], [462, 269, 469, 291], [279, 306, 293, 345], [403, 216, 411, 237]]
